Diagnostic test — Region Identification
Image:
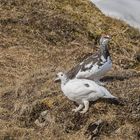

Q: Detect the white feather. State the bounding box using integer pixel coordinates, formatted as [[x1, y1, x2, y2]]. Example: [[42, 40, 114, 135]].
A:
[[56, 72, 117, 113], [84, 62, 93, 69], [76, 57, 112, 80]]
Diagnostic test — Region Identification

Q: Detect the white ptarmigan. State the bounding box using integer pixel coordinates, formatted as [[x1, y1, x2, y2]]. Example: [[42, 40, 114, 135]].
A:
[[55, 72, 118, 113], [67, 35, 112, 85]]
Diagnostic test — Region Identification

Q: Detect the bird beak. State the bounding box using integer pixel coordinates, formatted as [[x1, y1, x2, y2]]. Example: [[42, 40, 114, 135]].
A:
[[54, 77, 60, 83], [107, 35, 111, 40]]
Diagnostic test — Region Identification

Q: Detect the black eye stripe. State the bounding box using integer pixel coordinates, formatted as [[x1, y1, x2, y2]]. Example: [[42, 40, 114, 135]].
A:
[[84, 83, 90, 87]]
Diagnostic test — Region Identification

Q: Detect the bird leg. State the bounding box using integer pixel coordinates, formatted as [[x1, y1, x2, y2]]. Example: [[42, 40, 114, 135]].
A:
[[80, 100, 89, 113], [72, 104, 84, 112]]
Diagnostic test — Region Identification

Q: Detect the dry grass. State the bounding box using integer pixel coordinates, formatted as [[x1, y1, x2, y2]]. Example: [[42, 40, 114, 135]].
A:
[[0, 0, 140, 139]]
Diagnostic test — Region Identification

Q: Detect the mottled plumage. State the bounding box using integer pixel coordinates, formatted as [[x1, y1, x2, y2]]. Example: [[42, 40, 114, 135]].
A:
[[67, 35, 112, 85]]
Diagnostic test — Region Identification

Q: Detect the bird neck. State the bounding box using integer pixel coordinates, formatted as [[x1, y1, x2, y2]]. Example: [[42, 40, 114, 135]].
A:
[[61, 77, 69, 86], [100, 44, 110, 60]]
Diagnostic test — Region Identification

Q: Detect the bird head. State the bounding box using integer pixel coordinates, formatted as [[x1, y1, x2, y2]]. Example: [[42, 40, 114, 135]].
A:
[[54, 72, 67, 83], [99, 35, 111, 46]]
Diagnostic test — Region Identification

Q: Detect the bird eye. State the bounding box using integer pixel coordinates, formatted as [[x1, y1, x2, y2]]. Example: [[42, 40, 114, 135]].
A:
[[61, 74, 63, 76]]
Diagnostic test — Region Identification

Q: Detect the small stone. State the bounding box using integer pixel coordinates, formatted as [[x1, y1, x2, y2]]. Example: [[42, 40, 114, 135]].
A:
[[41, 110, 48, 117], [34, 119, 46, 127], [85, 120, 105, 140], [34, 110, 55, 127]]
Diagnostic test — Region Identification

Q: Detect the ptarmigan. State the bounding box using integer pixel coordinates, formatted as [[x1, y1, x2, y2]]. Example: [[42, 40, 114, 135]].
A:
[[55, 72, 118, 113], [67, 35, 112, 85]]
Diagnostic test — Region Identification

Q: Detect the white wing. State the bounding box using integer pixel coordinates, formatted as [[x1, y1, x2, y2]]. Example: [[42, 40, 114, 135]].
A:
[[63, 79, 103, 98]]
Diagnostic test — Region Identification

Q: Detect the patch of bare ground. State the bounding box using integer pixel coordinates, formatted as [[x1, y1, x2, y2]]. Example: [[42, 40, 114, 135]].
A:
[[0, 0, 140, 139]]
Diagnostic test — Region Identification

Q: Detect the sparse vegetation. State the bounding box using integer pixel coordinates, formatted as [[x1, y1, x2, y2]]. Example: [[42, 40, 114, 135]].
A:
[[0, 0, 140, 139]]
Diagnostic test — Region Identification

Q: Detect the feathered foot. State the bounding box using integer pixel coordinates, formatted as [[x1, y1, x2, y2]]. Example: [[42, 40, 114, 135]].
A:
[[80, 100, 89, 114], [72, 104, 83, 112]]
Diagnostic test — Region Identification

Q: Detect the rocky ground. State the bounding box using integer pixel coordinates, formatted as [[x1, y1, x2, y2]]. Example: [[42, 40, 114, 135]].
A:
[[0, 0, 140, 140]]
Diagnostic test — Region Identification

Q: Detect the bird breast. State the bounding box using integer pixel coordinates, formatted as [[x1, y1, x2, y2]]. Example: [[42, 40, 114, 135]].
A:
[[61, 80, 99, 102]]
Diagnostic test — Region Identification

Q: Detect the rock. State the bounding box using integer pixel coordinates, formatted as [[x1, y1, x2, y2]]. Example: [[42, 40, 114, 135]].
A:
[[34, 110, 55, 127], [85, 120, 105, 140]]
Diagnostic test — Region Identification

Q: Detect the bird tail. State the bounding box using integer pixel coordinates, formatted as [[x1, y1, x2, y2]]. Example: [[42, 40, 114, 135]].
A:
[[101, 86, 117, 99], [101, 86, 123, 105], [105, 97, 121, 105]]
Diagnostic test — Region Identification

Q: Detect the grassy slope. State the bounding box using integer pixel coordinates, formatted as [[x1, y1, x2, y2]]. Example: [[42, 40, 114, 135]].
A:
[[0, 0, 140, 139]]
